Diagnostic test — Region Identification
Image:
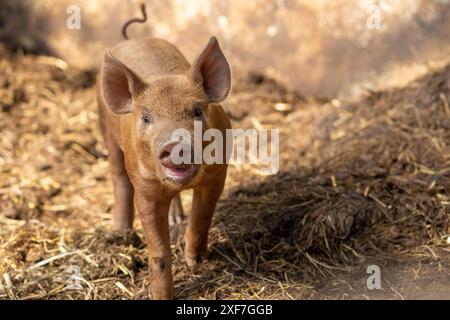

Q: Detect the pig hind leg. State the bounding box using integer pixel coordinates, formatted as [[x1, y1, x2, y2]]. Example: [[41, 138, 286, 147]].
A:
[[168, 193, 184, 242]]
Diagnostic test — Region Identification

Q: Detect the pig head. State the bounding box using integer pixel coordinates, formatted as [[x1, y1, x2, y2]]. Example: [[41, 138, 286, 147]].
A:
[[97, 36, 231, 299]]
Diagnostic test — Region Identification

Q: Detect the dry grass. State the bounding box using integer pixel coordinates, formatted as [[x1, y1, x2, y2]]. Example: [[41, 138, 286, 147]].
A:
[[0, 45, 449, 299]]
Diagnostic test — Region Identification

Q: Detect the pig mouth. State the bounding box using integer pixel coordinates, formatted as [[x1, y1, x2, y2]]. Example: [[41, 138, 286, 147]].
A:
[[163, 164, 198, 184]]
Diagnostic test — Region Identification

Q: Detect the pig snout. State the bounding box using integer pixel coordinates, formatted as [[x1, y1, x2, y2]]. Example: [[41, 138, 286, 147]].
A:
[[159, 141, 197, 184], [159, 142, 179, 164]]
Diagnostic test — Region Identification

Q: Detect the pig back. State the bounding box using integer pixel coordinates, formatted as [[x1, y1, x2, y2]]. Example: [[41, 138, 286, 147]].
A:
[[110, 38, 191, 81]]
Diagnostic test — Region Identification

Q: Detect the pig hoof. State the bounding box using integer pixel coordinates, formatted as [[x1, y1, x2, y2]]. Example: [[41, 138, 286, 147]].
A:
[[185, 251, 208, 269]]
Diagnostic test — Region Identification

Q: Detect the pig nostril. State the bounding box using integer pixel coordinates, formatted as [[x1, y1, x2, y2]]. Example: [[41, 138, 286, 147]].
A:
[[159, 142, 177, 162], [159, 150, 171, 161], [159, 142, 188, 165]]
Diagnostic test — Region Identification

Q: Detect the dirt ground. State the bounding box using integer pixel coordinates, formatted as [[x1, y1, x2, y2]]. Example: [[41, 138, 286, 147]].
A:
[[0, 45, 449, 299]]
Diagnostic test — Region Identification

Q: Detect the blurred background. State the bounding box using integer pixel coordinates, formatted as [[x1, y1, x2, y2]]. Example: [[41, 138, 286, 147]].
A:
[[1, 0, 450, 99], [0, 0, 450, 300]]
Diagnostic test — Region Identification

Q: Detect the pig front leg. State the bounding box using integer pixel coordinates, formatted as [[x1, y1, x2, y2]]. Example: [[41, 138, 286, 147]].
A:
[[101, 128, 134, 231], [134, 189, 174, 299], [184, 170, 226, 268]]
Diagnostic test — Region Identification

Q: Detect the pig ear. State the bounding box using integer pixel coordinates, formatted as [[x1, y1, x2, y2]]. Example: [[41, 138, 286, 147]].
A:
[[100, 51, 146, 114], [190, 37, 231, 102]]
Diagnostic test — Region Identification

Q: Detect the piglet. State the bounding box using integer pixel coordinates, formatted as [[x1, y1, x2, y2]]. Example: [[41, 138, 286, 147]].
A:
[[97, 34, 231, 299]]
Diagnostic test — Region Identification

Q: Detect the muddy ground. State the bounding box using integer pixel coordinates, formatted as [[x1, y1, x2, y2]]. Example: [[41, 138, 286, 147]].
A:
[[0, 45, 449, 299]]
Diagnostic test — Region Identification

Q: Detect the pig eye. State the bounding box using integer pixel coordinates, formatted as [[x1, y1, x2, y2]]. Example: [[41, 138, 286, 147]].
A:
[[193, 105, 203, 118], [141, 114, 152, 124]]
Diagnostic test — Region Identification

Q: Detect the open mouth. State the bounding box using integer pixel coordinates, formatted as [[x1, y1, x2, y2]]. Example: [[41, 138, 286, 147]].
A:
[[163, 164, 198, 184]]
